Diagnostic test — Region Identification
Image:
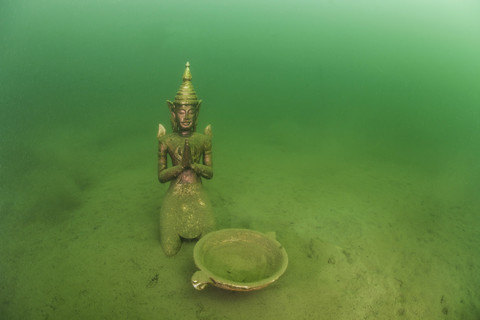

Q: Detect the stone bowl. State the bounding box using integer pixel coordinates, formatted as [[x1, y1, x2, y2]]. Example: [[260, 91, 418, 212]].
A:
[[191, 229, 288, 291]]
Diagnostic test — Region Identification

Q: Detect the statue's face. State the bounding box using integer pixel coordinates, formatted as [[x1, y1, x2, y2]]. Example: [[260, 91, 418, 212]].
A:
[[174, 105, 197, 131]]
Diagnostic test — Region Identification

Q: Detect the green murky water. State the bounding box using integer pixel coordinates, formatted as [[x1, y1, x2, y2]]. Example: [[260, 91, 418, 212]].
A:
[[1, 0, 479, 319]]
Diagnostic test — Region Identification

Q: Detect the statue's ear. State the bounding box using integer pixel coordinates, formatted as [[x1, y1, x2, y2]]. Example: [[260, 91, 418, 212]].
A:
[[197, 100, 202, 112], [166, 100, 175, 113]]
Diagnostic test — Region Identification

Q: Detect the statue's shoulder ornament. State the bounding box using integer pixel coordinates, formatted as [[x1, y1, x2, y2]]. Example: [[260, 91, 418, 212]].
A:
[[204, 124, 212, 138], [203, 124, 212, 150], [157, 123, 167, 142]]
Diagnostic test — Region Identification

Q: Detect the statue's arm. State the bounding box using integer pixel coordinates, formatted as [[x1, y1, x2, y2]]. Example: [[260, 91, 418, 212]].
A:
[[158, 141, 183, 183], [192, 133, 213, 179], [192, 152, 213, 179]]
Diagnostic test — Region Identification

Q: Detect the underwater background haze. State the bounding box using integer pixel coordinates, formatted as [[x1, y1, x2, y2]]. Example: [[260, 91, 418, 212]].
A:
[[1, 0, 479, 319]]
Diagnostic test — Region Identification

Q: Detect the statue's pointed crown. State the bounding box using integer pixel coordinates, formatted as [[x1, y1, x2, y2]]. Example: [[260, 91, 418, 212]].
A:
[[174, 62, 199, 105]]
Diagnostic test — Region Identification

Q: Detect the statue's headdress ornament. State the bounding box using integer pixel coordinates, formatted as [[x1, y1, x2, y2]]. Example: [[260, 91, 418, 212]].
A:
[[171, 62, 201, 106]]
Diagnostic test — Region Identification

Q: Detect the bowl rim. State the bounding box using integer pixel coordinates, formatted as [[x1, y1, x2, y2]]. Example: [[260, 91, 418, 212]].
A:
[[193, 228, 288, 290]]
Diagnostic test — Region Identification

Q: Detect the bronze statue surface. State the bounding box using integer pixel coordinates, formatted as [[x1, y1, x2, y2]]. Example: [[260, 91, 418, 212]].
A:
[[157, 62, 214, 256]]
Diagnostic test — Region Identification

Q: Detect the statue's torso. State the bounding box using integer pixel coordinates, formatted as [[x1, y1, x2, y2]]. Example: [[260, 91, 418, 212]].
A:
[[159, 132, 213, 240], [160, 132, 210, 185]]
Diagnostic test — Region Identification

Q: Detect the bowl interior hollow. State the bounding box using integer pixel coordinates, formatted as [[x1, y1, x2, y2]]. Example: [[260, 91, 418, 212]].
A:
[[194, 229, 287, 285]]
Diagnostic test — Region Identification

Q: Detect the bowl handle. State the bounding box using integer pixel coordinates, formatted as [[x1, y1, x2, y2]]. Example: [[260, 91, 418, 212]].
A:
[[192, 271, 211, 290]]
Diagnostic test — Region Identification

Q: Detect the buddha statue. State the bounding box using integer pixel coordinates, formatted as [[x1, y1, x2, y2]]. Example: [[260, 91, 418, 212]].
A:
[[157, 62, 215, 256]]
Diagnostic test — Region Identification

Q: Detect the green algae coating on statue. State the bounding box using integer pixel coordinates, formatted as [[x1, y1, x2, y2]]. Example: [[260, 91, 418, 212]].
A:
[[157, 62, 215, 256]]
